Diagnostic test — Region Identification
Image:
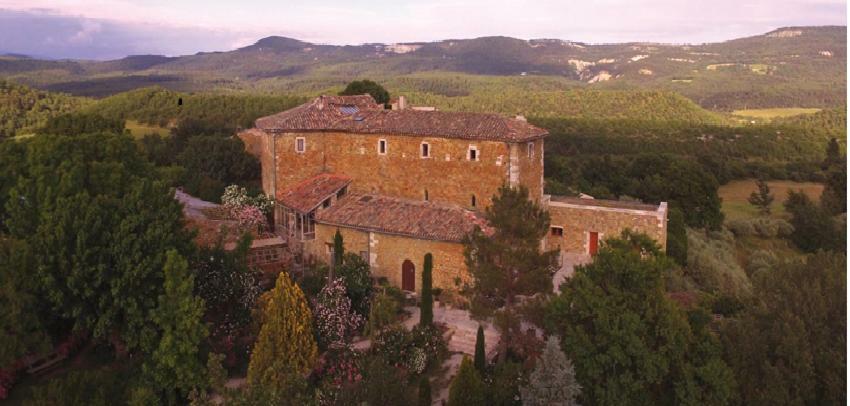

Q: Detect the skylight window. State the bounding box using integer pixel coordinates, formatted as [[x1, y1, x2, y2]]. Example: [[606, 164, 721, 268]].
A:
[[338, 105, 359, 115]]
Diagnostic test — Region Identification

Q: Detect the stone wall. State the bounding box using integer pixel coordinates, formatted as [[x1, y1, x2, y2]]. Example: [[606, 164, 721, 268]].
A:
[[238, 130, 544, 210], [306, 223, 468, 294], [546, 198, 668, 254]]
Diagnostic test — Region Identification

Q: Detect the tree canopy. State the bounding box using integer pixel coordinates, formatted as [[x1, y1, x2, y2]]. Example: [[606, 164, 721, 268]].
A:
[[339, 80, 390, 105]]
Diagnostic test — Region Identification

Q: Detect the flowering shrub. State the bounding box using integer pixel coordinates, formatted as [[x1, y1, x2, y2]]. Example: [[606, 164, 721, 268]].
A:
[[232, 205, 267, 232], [313, 278, 364, 349], [316, 347, 362, 406], [371, 324, 447, 375], [222, 185, 273, 215]]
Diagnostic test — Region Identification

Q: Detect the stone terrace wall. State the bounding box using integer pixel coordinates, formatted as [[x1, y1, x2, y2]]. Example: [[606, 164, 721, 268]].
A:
[[546, 197, 667, 254]]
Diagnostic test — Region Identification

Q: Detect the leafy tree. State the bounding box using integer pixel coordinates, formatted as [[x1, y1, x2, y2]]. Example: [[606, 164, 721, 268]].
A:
[[784, 190, 845, 252], [339, 80, 390, 105], [665, 206, 688, 266], [0, 237, 50, 365], [520, 335, 581, 406], [545, 230, 735, 406], [358, 355, 413, 405], [179, 136, 260, 202], [144, 250, 208, 396], [420, 253, 434, 327], [3, 133, 192, 352], [418, 376, 432, 406], [823, 137, 842, 169], [821, 139, 846, 215], [447, 357, 486, 406], [338, 252, 372, 317], [464, 185, 557, 361], [248, 272, 318, 391], [723, 251, 845, 406], [748, 178, 774, 215], [474, 325, 486, 372], [37, 112, 125, 136]]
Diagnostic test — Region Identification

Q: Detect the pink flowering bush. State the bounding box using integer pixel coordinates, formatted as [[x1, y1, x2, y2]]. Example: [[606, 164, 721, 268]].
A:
[[232, 205, 267, 232], [313, 278, 364, 350]]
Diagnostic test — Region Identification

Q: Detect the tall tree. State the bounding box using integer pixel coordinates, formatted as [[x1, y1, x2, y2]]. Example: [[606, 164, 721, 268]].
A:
[[464, 185, 557, 361], [821, 138, 846, 215], [723, 251, 846, 406], [3, 133, 192, 352], [748, 178, 774, 215], [665, 206, 688, 266], [338, 252, 372, 317], [331, 229, 344, 280], [784, 191, 845, 253], [474, 325, 486, 372], [545, 230, 735, 406], [0, 237, 49, 366], [339, 80, 390, 105], [447, 357, 486, 406], [248, 272, 318, 391], [420, 253, 434, 327], [145, 250, 208, 396], [418, 376, 432, 406], [520, 335, 581, 406]]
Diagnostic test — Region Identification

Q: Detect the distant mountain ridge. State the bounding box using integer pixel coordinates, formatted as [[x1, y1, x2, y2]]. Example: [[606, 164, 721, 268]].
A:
[[0, 26, 844, 110]]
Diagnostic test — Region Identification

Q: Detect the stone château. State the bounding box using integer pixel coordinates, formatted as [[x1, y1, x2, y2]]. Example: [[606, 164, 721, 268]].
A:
[[240, 94, 667, 293]]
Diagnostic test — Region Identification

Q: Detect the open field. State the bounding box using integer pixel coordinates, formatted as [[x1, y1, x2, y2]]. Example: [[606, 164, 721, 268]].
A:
[[124, 119, 170, 137], [719, 179, 824, 221], [731, 108, 821, 120]]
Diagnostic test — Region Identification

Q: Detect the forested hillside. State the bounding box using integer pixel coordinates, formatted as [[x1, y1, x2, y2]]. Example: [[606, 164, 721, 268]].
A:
[[2, 26, 844, 110], [0, 80, 89, 138]]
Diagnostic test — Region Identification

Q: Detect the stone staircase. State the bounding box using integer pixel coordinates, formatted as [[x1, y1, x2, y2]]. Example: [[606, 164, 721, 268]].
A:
[[403, 306, 499, 358]]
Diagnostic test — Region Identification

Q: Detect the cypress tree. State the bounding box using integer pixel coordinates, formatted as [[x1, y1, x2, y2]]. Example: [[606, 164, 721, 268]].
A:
[[474, 325, 486, 372], [247, 272, 318, 391], [420, 253, 434, 327], [418, 376, 432, 406], [332, 229, 344, 280], [447, 357, 486, 406]]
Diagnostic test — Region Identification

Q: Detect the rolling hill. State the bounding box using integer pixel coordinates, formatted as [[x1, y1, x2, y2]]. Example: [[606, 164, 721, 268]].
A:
[[0, 26, 844, 110]]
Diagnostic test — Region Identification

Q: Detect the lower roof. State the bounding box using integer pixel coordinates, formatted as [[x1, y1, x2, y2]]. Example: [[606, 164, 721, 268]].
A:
[[315, 193, 489, 242], [278, 173, 352, 214]]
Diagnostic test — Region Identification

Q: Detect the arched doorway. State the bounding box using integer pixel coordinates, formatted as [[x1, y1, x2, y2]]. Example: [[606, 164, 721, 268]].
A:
[[402, 260, 415, 292]]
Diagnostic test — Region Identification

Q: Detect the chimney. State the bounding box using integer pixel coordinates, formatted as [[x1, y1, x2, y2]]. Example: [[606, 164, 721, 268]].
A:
[[515, 114, 527, 122], [396, 95, 407, 110]]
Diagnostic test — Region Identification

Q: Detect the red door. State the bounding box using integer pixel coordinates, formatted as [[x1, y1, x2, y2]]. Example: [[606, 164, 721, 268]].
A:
[[589, 232, 599, 256], [402, 260, 415, 292]]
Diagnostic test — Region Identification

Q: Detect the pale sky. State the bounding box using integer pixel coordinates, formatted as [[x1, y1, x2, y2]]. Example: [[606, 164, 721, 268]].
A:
[[0, 0, 846, 59]]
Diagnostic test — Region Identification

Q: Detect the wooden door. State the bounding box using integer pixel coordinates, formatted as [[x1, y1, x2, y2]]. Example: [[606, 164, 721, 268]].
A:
[[402, 260, 415, 292], [589, 232, 599, 256]]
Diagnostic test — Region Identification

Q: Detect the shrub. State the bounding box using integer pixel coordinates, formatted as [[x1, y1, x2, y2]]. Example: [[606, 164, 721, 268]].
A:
[[365, 291, 399, 337], [25, 368, 131, 405], [746, 249, 779, 278], [726, 219, 754, 237], [338, 253, 373, 317], [485, 360, 525, 406], [447, 357, 486, 406], [686, 229, 751, 297], [313, 278, 363, 350]]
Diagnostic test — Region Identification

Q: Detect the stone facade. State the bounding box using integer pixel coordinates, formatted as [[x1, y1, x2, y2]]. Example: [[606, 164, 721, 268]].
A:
[[545, 196, 668, 255], [305, 223, 468, 294], [240, 130, 541, 210]]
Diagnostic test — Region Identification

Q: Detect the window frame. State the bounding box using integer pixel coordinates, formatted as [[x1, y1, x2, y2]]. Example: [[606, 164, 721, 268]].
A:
[[468, 145, 479, 161], [421, 141, 431, 158], [378, 139, 387, 155], [551, 226, 564, 237], [295, 137, 306, 153], [527, 141, 535, 159]]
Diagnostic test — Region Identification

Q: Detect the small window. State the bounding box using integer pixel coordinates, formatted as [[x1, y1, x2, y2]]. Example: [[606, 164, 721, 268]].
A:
[[337, 186, 347, 199], [527, 141, 535, 159], [378, 139, 387, 155], [551, 226, 564, 236], [468, 145, 479, 161], [421, 142, 430, 158], [322, 198, 331, 208], [424, 189, 429, 201], [296, 137, 306, 153], [471, 194, 477, 207]]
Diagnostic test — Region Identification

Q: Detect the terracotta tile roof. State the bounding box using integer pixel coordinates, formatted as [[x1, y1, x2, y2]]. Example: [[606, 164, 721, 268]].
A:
[[315, 193, 490, 242], [278, 173, 352, 213], [549, 195, 661, 212], [255, 95, 548, 142]]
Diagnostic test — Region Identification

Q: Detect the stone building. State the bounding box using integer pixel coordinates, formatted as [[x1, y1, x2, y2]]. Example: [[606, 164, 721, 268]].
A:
[[239, 94, 667, 293]]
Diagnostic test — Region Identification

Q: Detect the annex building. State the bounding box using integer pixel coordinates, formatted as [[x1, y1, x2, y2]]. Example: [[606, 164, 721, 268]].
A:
[[239, 95, 667, 293]]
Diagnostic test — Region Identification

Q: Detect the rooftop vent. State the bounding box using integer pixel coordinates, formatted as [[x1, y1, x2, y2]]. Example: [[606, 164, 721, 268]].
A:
[[338, 105, 359, 115], [359, 196, 373, 202]]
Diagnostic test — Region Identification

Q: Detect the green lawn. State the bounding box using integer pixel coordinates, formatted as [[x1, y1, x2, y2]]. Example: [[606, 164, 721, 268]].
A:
[[719, 179, 824, 221], [731, 108, 821, 120], [125, 120, 170, 138]]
